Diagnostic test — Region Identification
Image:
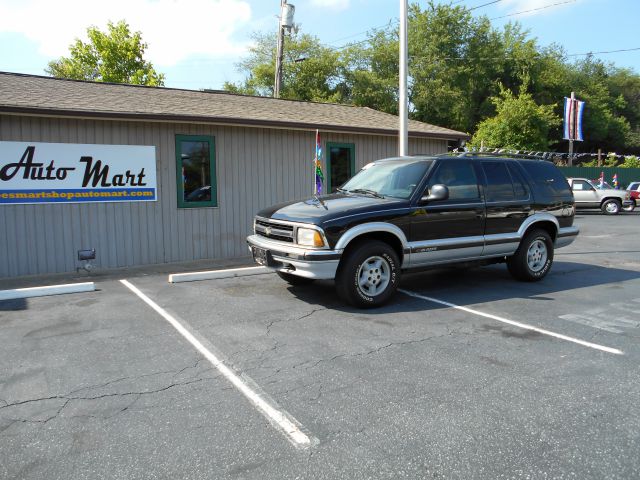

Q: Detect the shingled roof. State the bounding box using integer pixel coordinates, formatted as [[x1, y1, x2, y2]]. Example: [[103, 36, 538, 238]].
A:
[[0, 72, 468, 140]]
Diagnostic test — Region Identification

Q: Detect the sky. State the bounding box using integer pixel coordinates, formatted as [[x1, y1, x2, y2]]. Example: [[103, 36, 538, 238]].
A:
[[0, 0, 638, 91]]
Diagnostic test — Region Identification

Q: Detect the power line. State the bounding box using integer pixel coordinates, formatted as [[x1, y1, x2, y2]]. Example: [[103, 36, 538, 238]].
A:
[[566, 47, 640, 57], [490, 0, 575, 20], [469, 0, 505, 11], [326, 20, 398, 46]]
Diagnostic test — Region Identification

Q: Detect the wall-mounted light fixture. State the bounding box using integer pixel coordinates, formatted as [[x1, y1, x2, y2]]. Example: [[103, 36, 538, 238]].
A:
[[77, 248, 96, 273]]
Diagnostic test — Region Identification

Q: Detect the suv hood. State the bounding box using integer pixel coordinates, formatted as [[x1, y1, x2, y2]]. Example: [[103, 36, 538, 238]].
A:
[[256, 193, 406, 225], [599, 188, 626, 196]]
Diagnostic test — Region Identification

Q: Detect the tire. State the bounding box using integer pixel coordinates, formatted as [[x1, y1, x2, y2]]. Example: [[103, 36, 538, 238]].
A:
[[507, 229, 554, 282], [622, 200, 636, 212], [335, 240, 400, 308], [601, 199, 621, 215], [276, 271, 314, 286]]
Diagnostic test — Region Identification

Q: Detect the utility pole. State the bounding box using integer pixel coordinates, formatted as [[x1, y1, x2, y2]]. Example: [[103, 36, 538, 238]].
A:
[[274, 1, 295, 98], [399, 0, 408, 156]]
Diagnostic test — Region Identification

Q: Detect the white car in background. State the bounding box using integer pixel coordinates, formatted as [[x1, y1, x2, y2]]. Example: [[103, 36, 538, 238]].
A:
[[567, 177, 634, 214]]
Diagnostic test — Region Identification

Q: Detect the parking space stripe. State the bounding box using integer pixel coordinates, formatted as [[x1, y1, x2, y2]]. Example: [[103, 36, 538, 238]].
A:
[[399, 289, 624, 355], [120, 279, 314, 449]]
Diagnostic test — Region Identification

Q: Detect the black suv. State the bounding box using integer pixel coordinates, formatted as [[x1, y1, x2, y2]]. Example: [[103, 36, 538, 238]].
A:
[[247, 154, 578, 308]]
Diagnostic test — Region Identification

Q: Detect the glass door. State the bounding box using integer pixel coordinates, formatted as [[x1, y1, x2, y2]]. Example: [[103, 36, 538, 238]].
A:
[[327, 143, 355, 193]]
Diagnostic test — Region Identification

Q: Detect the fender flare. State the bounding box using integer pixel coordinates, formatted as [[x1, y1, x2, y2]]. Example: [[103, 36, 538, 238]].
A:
[[333, 222, 409, 252], [517, 213, 560, 239]]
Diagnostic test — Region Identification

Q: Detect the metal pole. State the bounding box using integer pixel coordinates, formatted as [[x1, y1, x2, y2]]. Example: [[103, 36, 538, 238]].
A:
[[399, 0, 408, 156], [274, 0, 286, 98], [568, 91, 575, 166]]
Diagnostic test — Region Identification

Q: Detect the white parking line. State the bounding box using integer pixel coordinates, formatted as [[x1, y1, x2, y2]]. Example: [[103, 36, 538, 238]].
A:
[[559, 298, 640, 333], [120, 279, 314, 449], [399, 289, 624, 355]]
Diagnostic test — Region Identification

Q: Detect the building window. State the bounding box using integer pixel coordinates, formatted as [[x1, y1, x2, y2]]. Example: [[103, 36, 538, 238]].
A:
[[175, 135, 217, 208]]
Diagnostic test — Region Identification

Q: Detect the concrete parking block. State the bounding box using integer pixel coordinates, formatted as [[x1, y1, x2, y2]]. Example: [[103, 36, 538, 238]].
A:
[[0, 282, 95, 300], [168, 266, 271, 283]]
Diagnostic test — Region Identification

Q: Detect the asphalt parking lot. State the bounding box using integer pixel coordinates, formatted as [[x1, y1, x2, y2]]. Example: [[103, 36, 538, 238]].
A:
[[1, 212, 639, 480]]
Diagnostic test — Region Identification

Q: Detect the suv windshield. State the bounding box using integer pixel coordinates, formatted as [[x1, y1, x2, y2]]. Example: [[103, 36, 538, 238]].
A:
[[340, 160, 433, 199]]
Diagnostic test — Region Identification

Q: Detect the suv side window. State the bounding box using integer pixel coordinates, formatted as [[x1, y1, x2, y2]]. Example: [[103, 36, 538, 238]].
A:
[[483, 161, 515, 202], [428, 161, 480, 201], [520, 161, 571, 197], [572, 180, 592, 191], [507, 164, 530, 200]]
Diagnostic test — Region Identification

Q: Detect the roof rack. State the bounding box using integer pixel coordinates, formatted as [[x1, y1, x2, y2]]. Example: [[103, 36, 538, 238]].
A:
[[412, 150, 562, 162], [453, 152, 554, 161]]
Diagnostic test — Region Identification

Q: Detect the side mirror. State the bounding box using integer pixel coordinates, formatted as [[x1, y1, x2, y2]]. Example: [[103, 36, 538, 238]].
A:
[[421, 184, 449, 202]]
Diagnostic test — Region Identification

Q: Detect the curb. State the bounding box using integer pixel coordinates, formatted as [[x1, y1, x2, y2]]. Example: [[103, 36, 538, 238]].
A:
[[168, 266, 272, 283], [0, 282, 96, 301]]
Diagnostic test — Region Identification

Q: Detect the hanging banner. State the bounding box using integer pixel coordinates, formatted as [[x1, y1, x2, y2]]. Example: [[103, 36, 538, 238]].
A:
[[0, 141, 157, 205], [563, 97, 585, 141]]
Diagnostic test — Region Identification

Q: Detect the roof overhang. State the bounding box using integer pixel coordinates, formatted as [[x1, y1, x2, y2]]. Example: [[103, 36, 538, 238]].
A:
[[0, 107, 471, 141]]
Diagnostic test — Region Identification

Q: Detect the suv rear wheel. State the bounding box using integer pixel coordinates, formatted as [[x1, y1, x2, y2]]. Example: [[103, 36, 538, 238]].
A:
[[601, 199, 621, 215], [507, 229, 554, 282], [336, 240, 400, 308]]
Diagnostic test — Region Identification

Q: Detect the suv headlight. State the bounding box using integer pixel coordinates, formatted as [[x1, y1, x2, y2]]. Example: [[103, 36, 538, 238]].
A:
[[296, 228, 325, 247]]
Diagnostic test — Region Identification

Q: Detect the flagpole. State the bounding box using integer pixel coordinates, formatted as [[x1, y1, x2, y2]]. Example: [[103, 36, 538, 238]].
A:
[[399, 0, 408, 156], [568, 91, 575, 167]]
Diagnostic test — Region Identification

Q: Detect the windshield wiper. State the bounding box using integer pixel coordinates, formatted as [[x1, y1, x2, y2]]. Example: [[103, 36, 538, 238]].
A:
[[336, 187, 348, 194], [349, 188, 384, 199]]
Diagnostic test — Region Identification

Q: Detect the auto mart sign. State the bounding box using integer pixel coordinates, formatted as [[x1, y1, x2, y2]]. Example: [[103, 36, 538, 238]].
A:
[[0, 141, 157, 204]]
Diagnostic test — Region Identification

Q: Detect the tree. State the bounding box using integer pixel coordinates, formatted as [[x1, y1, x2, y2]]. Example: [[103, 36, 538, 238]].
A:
[[224, 31, 345, 102], [46, 21, 165, 86], [470, 86, 560, 151], [341, 27, 400, 115], [408, 2, 504, 133]]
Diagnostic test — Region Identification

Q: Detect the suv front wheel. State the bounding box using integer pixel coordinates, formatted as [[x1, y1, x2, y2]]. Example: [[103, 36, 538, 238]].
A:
[[336, 240, 400, 308], [507, 229, 554, 282]]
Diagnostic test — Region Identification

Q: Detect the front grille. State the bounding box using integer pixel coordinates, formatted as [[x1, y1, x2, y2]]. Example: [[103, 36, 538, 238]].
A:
[[255, 218, 295, 243]]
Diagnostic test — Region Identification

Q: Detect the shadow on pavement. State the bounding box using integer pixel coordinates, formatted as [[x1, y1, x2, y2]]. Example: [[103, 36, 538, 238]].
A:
[[285, 260, 640, 315], [0, 298, 28, 312]]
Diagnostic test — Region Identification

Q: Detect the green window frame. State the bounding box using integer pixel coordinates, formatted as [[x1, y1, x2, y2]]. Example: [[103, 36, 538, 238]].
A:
[[326, 142, 356, 193], [175, 134, 217, 208]]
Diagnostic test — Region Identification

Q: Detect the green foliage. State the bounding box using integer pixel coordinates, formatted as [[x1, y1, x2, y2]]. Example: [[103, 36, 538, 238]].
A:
[[227, 2, 640, 154], [577, 154, 639, 168], [341, 28, 400, 114], [224, 31, 344, 102], [621, 155, 640, 168], [46, 21, 164, 86], [408, 2, 504, 133], [469, 86, 560, 151]]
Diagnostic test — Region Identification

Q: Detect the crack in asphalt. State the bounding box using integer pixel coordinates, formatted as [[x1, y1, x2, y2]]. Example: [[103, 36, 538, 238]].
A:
[[0, 361, 221, 427], [266, 308, 326, 337], [291, 331, 455, 371]]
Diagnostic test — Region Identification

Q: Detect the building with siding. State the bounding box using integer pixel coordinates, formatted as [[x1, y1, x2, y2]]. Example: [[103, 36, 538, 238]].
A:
[[0, 72, 468, 278]]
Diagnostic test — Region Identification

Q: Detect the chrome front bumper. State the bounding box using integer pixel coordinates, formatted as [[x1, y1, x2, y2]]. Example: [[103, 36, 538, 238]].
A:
[[246, 235, 342, 280]]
